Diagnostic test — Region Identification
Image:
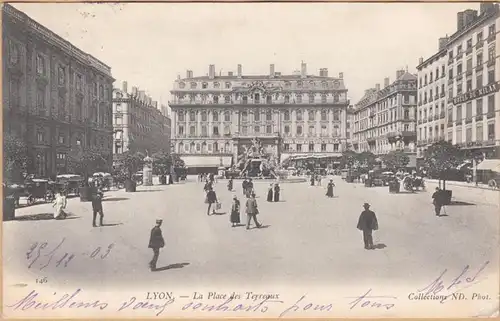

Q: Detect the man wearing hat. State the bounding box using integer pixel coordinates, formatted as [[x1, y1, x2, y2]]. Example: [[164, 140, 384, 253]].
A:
[[357, 203, 379, 250], [245, 192, 262, 230], [148, 219, 165, 271]]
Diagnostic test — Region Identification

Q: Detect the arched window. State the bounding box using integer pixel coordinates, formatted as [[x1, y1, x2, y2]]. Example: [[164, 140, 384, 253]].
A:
[[190, 82, 197, 89], [224, 111, 231, 121], [213, 111, 218, 121], [266, 95, 272, 104], [296, 110, 303, 121], [213, 95, 219, 104], [178, 142, 184, 153], [266, 110, 272, 121], [321, 110, 327, 121], [297, 125, 303, 135], [284, 110, 290, 121], [178, 111, 185, 121], [201, 111, 207, 121], [284, 95, 290, 104], [224, 96, 230, 104], [189, 111, 196, 122], [321, 94, 327, 103]]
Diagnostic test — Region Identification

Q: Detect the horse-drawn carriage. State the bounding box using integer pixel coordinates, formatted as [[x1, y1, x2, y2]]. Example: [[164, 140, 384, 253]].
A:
[[401, 175, 426, 192], [56, 174, 84, 196]]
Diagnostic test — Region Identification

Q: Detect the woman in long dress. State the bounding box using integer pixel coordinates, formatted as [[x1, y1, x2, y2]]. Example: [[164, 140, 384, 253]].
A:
[[52, 190, 67, 219], [326, 180, 335, 198], [227, 178, 234, 191], [230, 195, 241, 227], [267, 184, 273, 202], [273, 183, 280, 202]]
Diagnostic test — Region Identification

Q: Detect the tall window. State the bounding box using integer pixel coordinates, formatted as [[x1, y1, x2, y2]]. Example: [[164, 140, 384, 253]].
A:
[[477, 74, 483, 88], [321, 125, 327, 136], [189, 126, 195, 135], [225, 111, 231, 121], [213, 126, 219, 136], [9, 79, 19, 108], [488, 46, 496, 62], [37, 87, 45, 110], [242, 111, 248, 121], [296, 110, 303, 121], [201, 111, 207, 121], [488, 123, 495, 140], [488, 95, 495, 114], [309, 144, 314, 152], [456, 128, 462, 143], [178, 126, 184, 135], [189, 111, 196, 121], [488, 69, 495, 83], [308, 125, 315, 135], [224, 125, 231, 136], [309, 93, 315, 103], [476, 123, 484, 141], [58, 66, 65, 85], [321, 94, 327, 103], [241, 125, 248, 135], [242, 96, 248, 104], [254, 93, 260, 103], [213, 111, 218, 121], [284, 111, 290, 121], [284, 95, 290, 104], [213, 96, 219, 104], [224, 96, 230, 104], [201, 126, 207, 136], [36, 54, 45, 75], [296, 94, 302, 103], [321, 110, 327, 121], [58, 94, 65, 116], [309, 110, 315, 120], [284, 125, 290, 134], [476, 98, 483, 116], [254, 109, 260, 121], [296, 144, 302, 152], [266, 95, 272, 104], [297, 125, 303, 135], [466, 127, 472, 142], [333, 110, 340, 121], [466, 102, 472, 119], [321, 144, 327, 152], [266, 110, 272, 121], [456, 105, 462, 121]]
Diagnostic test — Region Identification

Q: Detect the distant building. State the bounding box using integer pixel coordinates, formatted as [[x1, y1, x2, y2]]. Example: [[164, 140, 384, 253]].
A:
[[416, 3, 500, 160], [112, 81, 171, 157], [169, 62, 350, 172], [2, 4, 114, 177], [352, 70, 418, 159]]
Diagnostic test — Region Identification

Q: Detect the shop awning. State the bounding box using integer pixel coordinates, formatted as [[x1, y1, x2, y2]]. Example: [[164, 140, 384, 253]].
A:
[[477, 159, 500, 172], [182, 156, 232, 168]]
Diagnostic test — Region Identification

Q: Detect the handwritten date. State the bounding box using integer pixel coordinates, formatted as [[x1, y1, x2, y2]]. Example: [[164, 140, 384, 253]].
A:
[[26, 238, 114, 270]]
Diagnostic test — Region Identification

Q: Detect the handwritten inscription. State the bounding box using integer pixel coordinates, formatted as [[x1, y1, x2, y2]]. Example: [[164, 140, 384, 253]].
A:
[[413, 261, 490, 303], [26, 239, 114, 270]]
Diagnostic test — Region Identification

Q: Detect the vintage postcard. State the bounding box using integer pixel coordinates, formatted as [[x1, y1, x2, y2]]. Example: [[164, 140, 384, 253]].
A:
[[2, 1, 499, 318]]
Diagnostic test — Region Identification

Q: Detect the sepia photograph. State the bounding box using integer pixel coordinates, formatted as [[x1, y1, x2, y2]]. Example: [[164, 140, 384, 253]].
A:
[[2, 1, 499, 318]]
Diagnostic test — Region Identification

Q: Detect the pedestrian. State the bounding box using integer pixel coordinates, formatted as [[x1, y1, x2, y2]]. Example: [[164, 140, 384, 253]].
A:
[[148, 219, 165, 271], [206, 187, 218, 216], [230, 195, 241, 227], [310, 175, 315, 186], [242, 179, 248, 196], [267, 183, 274, 202], [245, 192, 262, 230], [247, 179, 254, 197], [203, 180, 212, 193], [432, 187, 443, 216], [227, 178, 234, 192], [91, 189, 104, 227], [52, 189, 67, 219], [317, 175, 322, 186], [326, 179, 335, 198], [356, 203, 379, 250], [273, 183, 280, 202]]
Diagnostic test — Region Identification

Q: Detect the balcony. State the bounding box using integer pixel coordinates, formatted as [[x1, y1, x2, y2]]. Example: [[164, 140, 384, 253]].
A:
[[476, 114, 483, 121], [429, 96, 434, 102], [485, 139, 496, 146], [457, 74, 463, 82], [477, 41, 483, 49], [440, 92, 445, 98], [435, 95, 439, 100], [418, 119, 422, 125], [487, 33, 496, 43], [447, 119, 453, 126], [448, 78, 454, 85], [448, 58, 454, 65], [465, 117, 472, 124], [422, 117, 427, 123], [428, 115, 434, 122], [466, 69, 473, 76], [476, 64, 484, 72], [440, 111, 445, 119], [487, 59, 496, 67], [466, 47, 473, 55], [456, 119, 463, 126], [487, 111, 495, 119], [423, 98, 428, 104]]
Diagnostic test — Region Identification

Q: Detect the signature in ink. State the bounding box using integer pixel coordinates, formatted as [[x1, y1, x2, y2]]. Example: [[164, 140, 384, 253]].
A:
[[26, 239, 115, 270], [416, 261, 490, 301]]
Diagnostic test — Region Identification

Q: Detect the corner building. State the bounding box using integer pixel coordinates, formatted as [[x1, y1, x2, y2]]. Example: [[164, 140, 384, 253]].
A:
[[2, 4, 114, 177], [352, 70, 418, 156], [169, 63, 350, 173], [417, 3, 500, 159]]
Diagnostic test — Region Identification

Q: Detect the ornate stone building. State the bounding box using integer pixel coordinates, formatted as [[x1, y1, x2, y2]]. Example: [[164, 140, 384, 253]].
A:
[[2, 4, 114, 177], [352, 70, 418, 159], [168, 63, 350, 172], [112, 81, 171, 157]]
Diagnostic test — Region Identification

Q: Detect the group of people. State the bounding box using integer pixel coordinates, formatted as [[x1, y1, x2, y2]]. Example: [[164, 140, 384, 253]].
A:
[[310, 174, 323, 186], [266, 183, 281, 202]]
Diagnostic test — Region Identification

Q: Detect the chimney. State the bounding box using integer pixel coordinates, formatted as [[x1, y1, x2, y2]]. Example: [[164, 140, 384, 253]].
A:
[[480, 2, 495, 15], [237, 64, 242, 78], [464, 9, 478, 27], [122, 81, 128, 93], [228, 71, 234, 76], [139, 90, 145, 102], [457, 11, 465, 30], [132, 86, 138, 96], [270, 64, 275, 77], [384, 77, 390, 88], [339, 72, 344, 79], [418, 57, 424, 65], [301, 61, 307, 78], [323, 68, 328, 77], [209, 64, 215, 80], [177, 74, 181, 80], [375, 83, 381, 91], [396, 69, 405, 79], [438, 37, 448, 50], [186, 70, 193, 78]]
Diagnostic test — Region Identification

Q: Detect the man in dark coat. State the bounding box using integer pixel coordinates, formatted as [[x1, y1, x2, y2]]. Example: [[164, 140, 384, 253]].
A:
[[432, 187, 443, 216], [357, 203, 378, 250], [242, 179, 248, 196], [206, 187, 218, 215], [148, 219, 165, 271], [245, 192, 262, 230], [91, 190, 104, 227]]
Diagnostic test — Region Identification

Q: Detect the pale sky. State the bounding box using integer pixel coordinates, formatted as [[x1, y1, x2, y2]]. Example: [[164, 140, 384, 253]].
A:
[[12, 2, 478, 108]]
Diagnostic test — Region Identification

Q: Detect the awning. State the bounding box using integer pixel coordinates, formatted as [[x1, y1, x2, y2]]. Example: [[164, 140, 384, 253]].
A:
[[477, 159, 500, 172], [182, 156, 232, 168]]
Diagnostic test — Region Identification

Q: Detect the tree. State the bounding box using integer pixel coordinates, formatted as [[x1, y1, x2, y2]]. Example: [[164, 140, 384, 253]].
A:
[[3, 133, 29, 183], [423, 141, 463, 190], [358, 151, 377, 169], [382, 150, 410, 170], [340, 150, 358, 169], [114, 151, 145, 179], [67, 147, 110, 181]]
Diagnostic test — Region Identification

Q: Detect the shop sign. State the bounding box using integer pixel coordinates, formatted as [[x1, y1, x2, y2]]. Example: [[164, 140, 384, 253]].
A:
[[452, 81, 500, 105]]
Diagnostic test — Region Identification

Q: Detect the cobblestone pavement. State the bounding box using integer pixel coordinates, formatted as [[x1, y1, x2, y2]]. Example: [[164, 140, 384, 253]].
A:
[[3, 176, 498, 293]]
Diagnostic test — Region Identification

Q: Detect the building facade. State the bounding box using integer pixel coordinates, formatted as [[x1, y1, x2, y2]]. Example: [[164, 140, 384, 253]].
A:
[[352, 70, 418, 157], [3, 4, 114, 178], [169, 63, 350, 171], [416, 39, 448, 157], [416, 3, 500, 159], [112, 81, 171, 156]]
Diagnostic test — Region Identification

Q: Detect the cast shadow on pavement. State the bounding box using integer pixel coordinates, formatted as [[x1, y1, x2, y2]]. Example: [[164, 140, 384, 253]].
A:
[[213, 212, 227, 215], [249, 224, 271, 230], [448, 200, 475, 206], [103, 197, 129, 202], [135, 189, 163, 193], [100, 223, 123, 227], [373, 243, 387, 250], [154, 262, 190, 272], [14, 213, 81, 221]]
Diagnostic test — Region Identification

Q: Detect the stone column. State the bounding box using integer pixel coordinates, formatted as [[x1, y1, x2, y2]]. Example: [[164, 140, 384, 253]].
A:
[[291, 109, 296, 136]]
